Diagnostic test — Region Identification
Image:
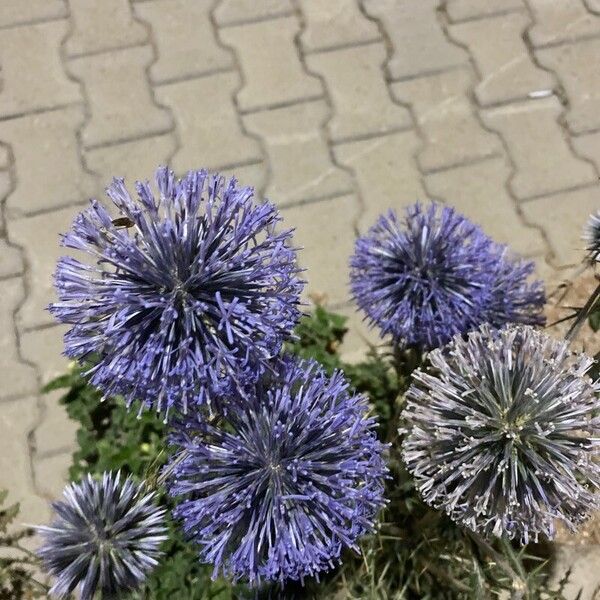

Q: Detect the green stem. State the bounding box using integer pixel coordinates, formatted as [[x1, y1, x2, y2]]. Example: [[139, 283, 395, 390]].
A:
[[564, 279, 600, 342]]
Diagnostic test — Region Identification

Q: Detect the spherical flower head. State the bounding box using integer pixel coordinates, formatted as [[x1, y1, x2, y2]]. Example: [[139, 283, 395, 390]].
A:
[[350, 203, 545, 350], [584, 210, 600, 262], [36, 472, 167, 599], [50, 167, 303, 415], [401, 324, 600, 544], [166, 356, 388, 585]]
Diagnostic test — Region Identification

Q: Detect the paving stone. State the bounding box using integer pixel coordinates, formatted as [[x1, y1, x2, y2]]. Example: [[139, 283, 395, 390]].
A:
[[333, 130, 427, 232], [572, 130, 600, 172], [86, 133, 176, 189], [0, 397, 50, 525], [527, 0, 600, 47], [549, 544, 600, 600], [244, 100, 353, 206], [446, 0, 525, 22], [449, 12, 555, 106], [0, 239, 23, 279], [0, 0, 66, 27], [521, 185, 600, 266], [0, 278, 38, 399], [391, 68, 501, 172], [65, 0, 147, 57], [219, 16, 322, 112], [298, 0, 380, 52], [336, 303, 384, 364], [363, 0, 467, 80], [69, 45, 173, 148], [481, 96, 596, 199], [282, 194, 360, 305], [0, 21, 80, 119], [536, 38, 600, 135], [425, 157, 547, 256], [155, 71, 262, 173], [20, 325, 69, 387], [306, 43, 412, 142], [220, 162, 266, 195], [135, 0, 233, 84], [586, 0, 600, 12], [8, 204, 88, 330], [214, 0, 293, 25], [0, 106, 98, 217], [33, 451, 70, 500], [34, 388, 78, 458]]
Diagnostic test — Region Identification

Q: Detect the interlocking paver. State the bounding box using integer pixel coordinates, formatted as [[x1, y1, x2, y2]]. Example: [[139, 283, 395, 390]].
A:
[[243, 100, 353, 205], [69, 45, 172, 148], [572, 130, 600, 172], [0, 278, 38, 399], [20, 325, 69, 388], [221, 162, 266, 193], [0, 21, 80, 119], [135, 0, 233, 84], [0, 239, 24, 279], [0, 106, 98, 217], [0, 397, 50, 524], [527, 0, 600, 47], [521, 185, 600, 266], [391, 68, 501, 172], [481, 96, 596, 199], [155, 71, 262, 174], [214, 0, 293, 26], [0, 0, 66, 27], [86, 133, 176, 187], [282, 194, 360, 305], [337, 304, 383, 363], [298, 0, 380, 52], [219, 16, 322, 112], [8, 204, 88, 330], [33, 452, 70, 500], [425, 157, 547, 256], [333, 130, 427, 232], [586, 0, 600, 12], [536, 38, 600, 135], [66, 0, 147, 57], [305, 42, 412, 142], [449, 12, 554, 106], [363, 0, 467, 80], [446, 0, 525, 22], [34, 389, 78, 458]]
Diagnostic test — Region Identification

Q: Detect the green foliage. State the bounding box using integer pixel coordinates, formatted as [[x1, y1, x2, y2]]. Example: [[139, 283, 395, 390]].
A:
[[37, 308, 570, 599]]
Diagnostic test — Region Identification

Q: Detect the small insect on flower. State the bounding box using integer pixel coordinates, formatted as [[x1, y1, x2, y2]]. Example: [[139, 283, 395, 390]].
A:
[[50, 167, 303, 416], [36, 472, 167, 600], [350, 203, 545, 350], [402, 324, 600, 543], [584, 210, 600, 262], [166, 356, 388, 585]]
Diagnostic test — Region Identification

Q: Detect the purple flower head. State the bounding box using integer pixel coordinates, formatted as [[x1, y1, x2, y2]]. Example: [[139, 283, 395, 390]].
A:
[[166, 356, 388, 585], [584, 210, 600, 262], [402, 324, 600, 544], [50, 167, 303, 415], [350, 203, 545, 350], [36, 472, 167, 600]]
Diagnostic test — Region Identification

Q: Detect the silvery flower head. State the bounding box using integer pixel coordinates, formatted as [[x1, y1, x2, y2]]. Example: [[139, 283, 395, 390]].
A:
[[36, 472, 167, 599], [166, 356, 388, 584], [584, 210, 600, 262], [350, 203, 545, 350], [402, 324, 600, 543], [50, 167, 303, 415]]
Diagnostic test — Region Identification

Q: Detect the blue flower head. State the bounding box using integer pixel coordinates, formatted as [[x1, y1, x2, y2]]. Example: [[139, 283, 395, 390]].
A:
[[50, 167, 303, 415], [36, 472, 167, 599], [166, 356, 388, 585], [350, 203, 545, 350]]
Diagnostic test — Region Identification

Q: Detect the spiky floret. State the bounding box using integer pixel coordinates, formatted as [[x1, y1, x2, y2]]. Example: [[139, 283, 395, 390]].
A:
[[584, 210, 600, 262], [50, 167, 303, 415], [36, 472, 167, 599], [350, 203, 545, 350], [402, 324, 600, 543], [166, 356, 388, 584]]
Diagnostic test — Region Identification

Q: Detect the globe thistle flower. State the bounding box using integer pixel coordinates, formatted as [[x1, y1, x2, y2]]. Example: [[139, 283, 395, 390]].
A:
[[583, 210, 600, 262], [350, 203, 544, 350], [36, 472, 167, 599], [166, 356, 388, 584], [402, 324, 600, 543], [50, 167, 303, 415]]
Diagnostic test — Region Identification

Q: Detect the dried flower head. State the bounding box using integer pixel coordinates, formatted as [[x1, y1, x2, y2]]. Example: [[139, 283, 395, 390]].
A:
[[402, 324, 600, 543], [584, 210, 600, 262], [50, 167, 303, 415], [166, 357, 388, 584], [36, 472, 167, 599], [350, 204, 544, 350]]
